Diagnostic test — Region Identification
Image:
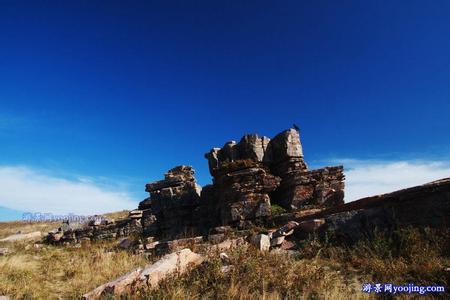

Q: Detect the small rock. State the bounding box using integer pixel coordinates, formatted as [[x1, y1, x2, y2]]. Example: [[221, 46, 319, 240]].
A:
[[118, 238, 137, 250], [220, 265, 234, 274], [129, 210, 143, 219], [249, 234, 270, 252], [210, 238, 247, 252], [297, 219, 325, 233], [208, 233, 226, 244], [280, 240, 296, 250], [219, 252, 231, 264], [210, 226, 232, 234], [270, 235, 285, 247], [145, 241, 160, 250], [272, 221, 299, 238], [0, 248, 10, 256]]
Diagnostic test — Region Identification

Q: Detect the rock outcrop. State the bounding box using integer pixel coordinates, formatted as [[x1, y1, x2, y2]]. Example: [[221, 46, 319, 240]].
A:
[[273, 166, 345, 210], [205, 127, 344, 212], [48, 127, 345, 244], [46, 215, 141, 244], [139, 166, 202, 239], [293, 178, 450, 242], [212, 164, 281, 225]]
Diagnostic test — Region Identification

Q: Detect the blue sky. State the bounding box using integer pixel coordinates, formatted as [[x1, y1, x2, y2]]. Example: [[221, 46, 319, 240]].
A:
[[1, 1, 450, 220]]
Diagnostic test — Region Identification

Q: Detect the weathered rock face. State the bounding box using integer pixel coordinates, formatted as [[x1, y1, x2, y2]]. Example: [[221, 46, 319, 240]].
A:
[[139, 166, 202, 239], [46, 216, 142, 244], [213, 165, 281, 225], [273, 166, 345, 210], [263, 128, 304, 166], [205, 127, 344, 212], [237, 134, 271, 162], [205, 134, 271, 176], [47, 127, 346, 245], [293, 178, 450, 242]]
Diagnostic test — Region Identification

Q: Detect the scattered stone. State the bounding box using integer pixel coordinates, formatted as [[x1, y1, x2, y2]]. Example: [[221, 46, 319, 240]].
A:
[[145, 241, 160, 250], [220, 265, 234, 274], [210, 226, 232, 234], [280, 240, 296, 250], [297, 219, 325, 233], [118, 238, 137, 250], [270, 236, 285, 247], [155, 236, 204, 255], [272, 221, 299, 238], [249, 234, 270, 252], [83, 268, 143, 300], [83, 249, 204, 299], [208, 233, 226, 244], [210, 238, 247, 252], [0, 248, 10, 256], [219, 252, 231, 265], [0, 231, 42, 242], [129, 210, 143, 219], [139, 249, 204, 288]]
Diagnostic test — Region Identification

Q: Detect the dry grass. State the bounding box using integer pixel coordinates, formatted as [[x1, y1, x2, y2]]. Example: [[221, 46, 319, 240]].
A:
[[0, 221, 58, 239], [0, 220, 148, 299], [142, 227, 449, 299], [0, 221, 448, 299]]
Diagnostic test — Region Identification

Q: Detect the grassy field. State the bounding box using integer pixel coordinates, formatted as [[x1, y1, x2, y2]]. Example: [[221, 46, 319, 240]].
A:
[[0, 221, 448, 299]]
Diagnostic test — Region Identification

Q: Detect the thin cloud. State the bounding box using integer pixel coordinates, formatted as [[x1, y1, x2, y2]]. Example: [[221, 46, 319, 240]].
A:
[[0, 165, 138, 215], [337, 159, 450, 202]]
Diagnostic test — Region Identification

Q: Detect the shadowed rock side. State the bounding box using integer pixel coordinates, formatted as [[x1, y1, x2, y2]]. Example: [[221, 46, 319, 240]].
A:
[[138, 166, 203, 239], [281, 178, 450, 242]]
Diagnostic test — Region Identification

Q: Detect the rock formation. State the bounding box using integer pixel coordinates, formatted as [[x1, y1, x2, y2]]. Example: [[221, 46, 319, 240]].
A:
[[138, 166, 202, 239], [205, 127, 345, 211], [47, 126, 347, 244], [212, 163, 281, 225]]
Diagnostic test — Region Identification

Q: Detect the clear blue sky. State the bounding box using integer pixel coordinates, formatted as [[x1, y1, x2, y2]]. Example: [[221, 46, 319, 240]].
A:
[[1, 1, 450, 218]]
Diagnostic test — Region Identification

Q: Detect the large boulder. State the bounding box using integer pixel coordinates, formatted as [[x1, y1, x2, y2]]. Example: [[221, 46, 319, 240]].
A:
[[83, 249, 204, 299], [139, 249, 204, 288], [237, 134, 270, 162], [263, 128, 304, 166]]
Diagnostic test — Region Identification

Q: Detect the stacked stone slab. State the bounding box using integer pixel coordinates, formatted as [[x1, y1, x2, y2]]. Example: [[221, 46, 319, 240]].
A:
[[273, 166, 345, 210], [206, 128, 345, 212], [205, 134, 271, 176], [263, 128, 308, 176], [138, 166, 202, 239], [46, 215, 142, 244], [204, 134, 281, 224], [212, 163, 281, 225]]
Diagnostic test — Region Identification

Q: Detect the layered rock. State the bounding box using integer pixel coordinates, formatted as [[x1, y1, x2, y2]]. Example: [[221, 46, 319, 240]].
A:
[[212, 163, 281, 225], [138, 166, 202, 239], [293, 178, 450, 242], [205, 127, 344, 212], [46, 215, 142, 244], [273, 166, 345, 210], [205, 134, 271, 176], [263, 128, 307, 176]]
